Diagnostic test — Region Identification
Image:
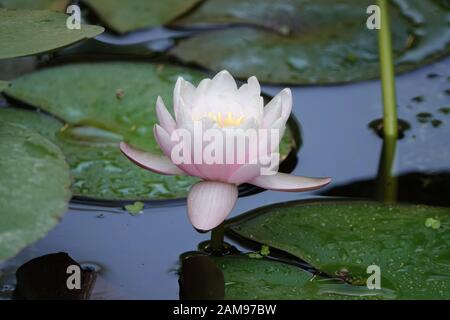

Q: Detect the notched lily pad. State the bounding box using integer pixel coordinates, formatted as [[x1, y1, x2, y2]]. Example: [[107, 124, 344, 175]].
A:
[[227, 200, 450, 299], [3, 62, 299, 201], [81, 0, 203, 34], [0, 121, 71, 262], [171, 0, 450, 84], [0, 9, 104, 59]]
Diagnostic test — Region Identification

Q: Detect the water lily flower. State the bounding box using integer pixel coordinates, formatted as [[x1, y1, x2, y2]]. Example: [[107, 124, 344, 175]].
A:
[[120, 70, 330, 231]]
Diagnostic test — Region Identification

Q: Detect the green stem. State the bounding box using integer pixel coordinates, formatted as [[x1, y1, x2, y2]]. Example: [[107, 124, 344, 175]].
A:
[[377, 0, 398, 139], [210, 223, 225, 252], [376, 136, 398, 203]]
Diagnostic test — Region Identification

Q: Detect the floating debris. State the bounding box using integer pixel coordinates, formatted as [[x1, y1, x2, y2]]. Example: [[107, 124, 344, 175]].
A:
[[368, 118, 411, 139], [412, 96, 425, 103], [248, 244, 271, 259], [425, 217, 441, 230], [427, 73, 441, 79], [416, 112, 433, 123], [124, 201, 145, 215], [431, 119, 443, 128], [439, 107, 450, 115], [115, 88, 125, 100]]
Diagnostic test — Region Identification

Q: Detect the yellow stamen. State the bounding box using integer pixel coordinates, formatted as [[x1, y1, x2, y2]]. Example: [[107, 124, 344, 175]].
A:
[[205, 112, 245, 128]]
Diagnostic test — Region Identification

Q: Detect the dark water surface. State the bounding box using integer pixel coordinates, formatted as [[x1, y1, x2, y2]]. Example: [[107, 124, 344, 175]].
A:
[[1, 29, 449, 299]]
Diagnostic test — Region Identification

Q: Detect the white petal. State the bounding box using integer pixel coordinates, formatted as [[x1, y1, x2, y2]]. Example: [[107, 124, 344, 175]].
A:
[[119, 142, 184, 175], [174, 96, 192, 125], [249, 173, 331, 192], [156, 96, 176, 134], [179, 78, 196, 107], [262, 96, 282, 128], [210, 70, 237, 92], [279, 88, 293, 122], [239, 76, 261, 101], [173, 77, 183, 116], [187, 181, 238, 231]]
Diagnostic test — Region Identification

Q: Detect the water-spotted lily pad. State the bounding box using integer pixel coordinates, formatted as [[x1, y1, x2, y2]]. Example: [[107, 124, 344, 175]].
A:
[[3, 62, 299, 201], [0, 107, 199, 201], [0, 9, 104, 59], [81, 0, 203, 34], [0, 0, 68, 11], [227, 201, 450, 299], [171, 0, 450, 85], [0, 121, 71, 261], [185, 255, 395, 299]]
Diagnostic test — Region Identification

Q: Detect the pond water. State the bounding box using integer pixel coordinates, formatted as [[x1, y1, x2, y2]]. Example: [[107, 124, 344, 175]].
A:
[[0, 28, 449, 299]]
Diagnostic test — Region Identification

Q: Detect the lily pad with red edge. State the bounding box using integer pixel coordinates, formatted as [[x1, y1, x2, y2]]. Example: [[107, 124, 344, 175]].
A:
[[171, 0, 450, 85], [226, 200, 450, 299], [2, 62, 300, 201], [0, 121, 71, 262]]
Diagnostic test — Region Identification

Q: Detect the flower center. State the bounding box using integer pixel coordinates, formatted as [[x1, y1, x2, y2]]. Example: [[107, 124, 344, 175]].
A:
[[207, 112, 244, 128]]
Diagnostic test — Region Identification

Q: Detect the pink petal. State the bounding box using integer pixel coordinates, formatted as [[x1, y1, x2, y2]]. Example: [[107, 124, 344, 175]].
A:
[[187, 181, 238, 231], [156, 96, 176, 134], [249, 173, 331, 192], [154, 124, 175, 159], [154, 124, 209, 179], [119, 142, 185, 175]]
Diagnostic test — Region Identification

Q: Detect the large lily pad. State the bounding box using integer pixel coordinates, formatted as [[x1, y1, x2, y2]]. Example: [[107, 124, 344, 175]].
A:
[[0, 9, 104, 59], [81, 0, 203, 34], [181, 254, 395, 299], [0, 0, 68, 11], [3, 62, 298, 201], [0, 121, 71, 261], [227, 201, 450, 299], [171, 0, 450, 85]]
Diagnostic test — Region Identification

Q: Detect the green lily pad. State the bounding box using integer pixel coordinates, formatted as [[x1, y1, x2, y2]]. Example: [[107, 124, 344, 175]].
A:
[[210, 255, 395, 299], [3, 62, 299, 201], [0, 0, 68, 11], [0, 9, 104, 59], [0, 80, 9, 91], [171, 0, 450, 85], [0, 107, 199, 201], [81, 0, 203, 34], [0, 121, 71, 262], [227, 201, 450, 299]]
